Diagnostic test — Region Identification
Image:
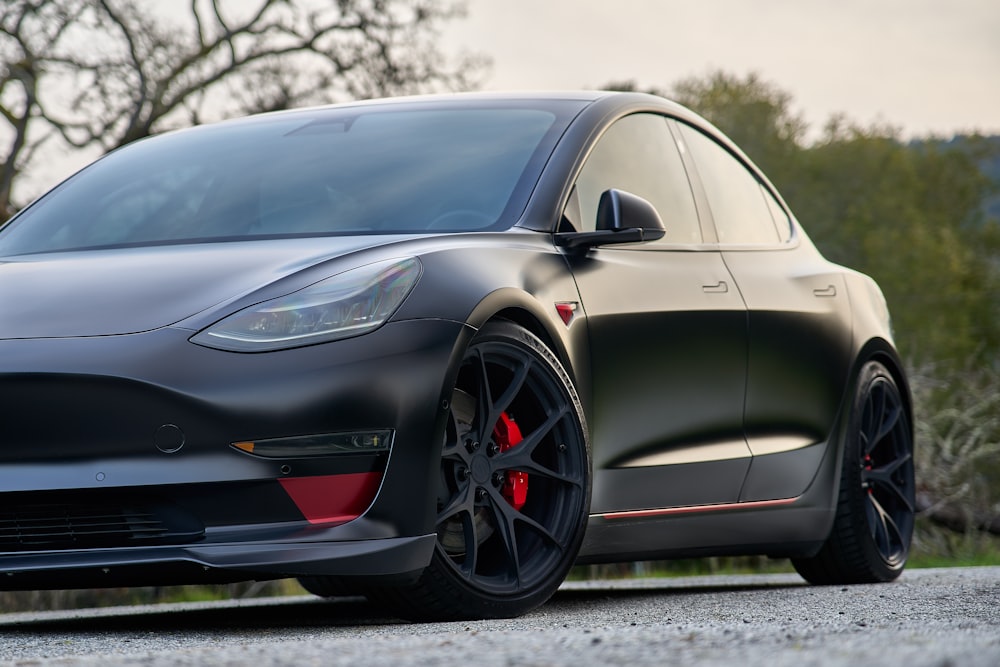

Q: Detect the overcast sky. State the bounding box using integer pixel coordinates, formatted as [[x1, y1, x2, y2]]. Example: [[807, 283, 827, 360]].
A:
[[17, 0, 1000, 199], [441, 0, 1000, 138]]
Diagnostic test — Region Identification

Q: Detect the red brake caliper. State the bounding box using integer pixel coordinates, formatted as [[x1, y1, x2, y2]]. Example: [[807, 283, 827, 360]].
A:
[[493, 413, 528, 510]]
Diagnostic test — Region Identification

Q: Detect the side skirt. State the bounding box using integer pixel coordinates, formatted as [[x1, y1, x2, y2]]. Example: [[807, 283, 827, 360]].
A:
[[576, 496, 830, 564]]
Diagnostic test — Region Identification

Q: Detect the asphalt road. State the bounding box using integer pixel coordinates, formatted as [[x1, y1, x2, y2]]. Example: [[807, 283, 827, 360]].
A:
[[1, 567, 997, 666]]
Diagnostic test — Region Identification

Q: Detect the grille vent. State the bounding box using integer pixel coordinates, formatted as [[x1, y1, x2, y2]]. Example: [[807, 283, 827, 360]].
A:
[[0, 501, 203, 551]]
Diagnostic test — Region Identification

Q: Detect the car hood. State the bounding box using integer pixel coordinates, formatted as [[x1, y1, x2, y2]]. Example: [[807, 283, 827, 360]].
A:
[[0, 237, 415, 339]]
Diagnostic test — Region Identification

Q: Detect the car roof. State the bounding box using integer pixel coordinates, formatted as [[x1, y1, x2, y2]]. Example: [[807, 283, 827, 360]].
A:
[[195, 90, 698, 129]]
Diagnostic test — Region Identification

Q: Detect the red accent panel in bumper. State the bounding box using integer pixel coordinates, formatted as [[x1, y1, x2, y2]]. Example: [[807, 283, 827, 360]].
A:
[[279, 472, 382, 525]]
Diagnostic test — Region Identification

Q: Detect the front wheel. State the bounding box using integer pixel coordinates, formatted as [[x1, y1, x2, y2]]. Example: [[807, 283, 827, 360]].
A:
[[793, 360, 915, 584], [371, 321, 591, 621]]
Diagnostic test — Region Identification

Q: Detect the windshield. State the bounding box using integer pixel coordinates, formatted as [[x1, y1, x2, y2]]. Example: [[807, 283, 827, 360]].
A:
[[0, 100, 583, 255]]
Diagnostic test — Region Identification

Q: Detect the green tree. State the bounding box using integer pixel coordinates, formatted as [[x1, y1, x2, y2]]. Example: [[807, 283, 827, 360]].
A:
[[796, 122, 1000, 365], [670, 71, 806, 194]]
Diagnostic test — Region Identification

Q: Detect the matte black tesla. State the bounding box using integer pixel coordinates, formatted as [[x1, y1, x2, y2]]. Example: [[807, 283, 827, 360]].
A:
[[0, 92, 914, 620]]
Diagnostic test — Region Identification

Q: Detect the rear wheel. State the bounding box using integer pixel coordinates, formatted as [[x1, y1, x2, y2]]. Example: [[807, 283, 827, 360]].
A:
[[793, 360, 915, 584], [370, 321, 591, 620]]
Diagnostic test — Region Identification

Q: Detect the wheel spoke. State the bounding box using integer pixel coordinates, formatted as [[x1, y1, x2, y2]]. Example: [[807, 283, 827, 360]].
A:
[[464, 526, 480, 577], [493, 485, 562, 546], [441, 440, 470, 466], [500, 403, 569, 460], [486, 488, 522, 586], [872, 385, 887, 429], [858, 429, 870, 455], [863, 452, 915, 512], [866, 494, 890, 555], [496, 404, 582, 485], [860, 395, 877, 451], [499, 442, 583, 488], [487, 357, 532, 430], [455, 509, 479, 579], [437, 481, 474, 526], [486, 484, 564, 587], [471, 348, 495, 440], [883, 514, 906, 558], [869, 402, 902, 456], [864, 492, 880, 537], [504, 454, 582, 487], [435, 481, 484, 579], [471, 347, 534, 444], [862, 387, 885, 455], [863, 383, 902, 453], [866, 492, 905, 561]]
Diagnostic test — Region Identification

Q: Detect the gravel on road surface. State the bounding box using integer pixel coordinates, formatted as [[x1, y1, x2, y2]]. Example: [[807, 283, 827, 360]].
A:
[[0, 566, 997, 666]]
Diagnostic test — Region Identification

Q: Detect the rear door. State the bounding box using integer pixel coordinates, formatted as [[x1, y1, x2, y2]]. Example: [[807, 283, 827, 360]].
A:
[[674, 121, 853, 502]]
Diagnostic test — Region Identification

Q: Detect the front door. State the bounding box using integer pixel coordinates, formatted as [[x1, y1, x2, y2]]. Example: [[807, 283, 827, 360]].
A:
[[562, 112, 751, 514]]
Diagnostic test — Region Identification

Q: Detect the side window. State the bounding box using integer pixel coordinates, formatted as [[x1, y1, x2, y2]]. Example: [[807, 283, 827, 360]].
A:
[[676, 123, 781, 246], [569, 113, 701, 244], [761, 184, 793, 242]]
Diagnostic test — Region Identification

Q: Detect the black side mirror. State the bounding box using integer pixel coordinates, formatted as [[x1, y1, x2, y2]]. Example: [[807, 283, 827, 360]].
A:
[[556, 189, 666, 249]]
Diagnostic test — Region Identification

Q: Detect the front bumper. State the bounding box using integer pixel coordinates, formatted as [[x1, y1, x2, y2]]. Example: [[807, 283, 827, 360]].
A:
[[0, 317, 471, 587], [0, 521, 437, 590]]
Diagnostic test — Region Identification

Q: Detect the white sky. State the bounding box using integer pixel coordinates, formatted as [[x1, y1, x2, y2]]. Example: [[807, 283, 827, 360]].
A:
[[441, 0, 1000, 138], [17, 0, 1000, 200]]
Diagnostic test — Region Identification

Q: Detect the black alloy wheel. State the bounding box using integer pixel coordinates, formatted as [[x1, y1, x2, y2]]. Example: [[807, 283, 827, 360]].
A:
[[373, 320, 591, 620], [793, 360, 915, 584]]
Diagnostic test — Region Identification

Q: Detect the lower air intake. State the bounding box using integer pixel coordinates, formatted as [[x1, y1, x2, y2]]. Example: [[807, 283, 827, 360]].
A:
[[0, 502, 203, 551]]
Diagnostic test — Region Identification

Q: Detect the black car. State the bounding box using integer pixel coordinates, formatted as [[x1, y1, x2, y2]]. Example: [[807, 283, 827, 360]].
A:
[[0, 92, 914, 620]]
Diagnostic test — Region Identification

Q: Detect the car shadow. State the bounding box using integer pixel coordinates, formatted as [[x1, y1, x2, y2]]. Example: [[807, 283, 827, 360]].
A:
[[0, 596, 394, 633], [0, 579, 809, 634]]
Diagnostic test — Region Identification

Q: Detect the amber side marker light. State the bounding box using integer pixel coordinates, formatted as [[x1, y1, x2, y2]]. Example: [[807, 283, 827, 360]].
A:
[[232, 430, 393, 458]]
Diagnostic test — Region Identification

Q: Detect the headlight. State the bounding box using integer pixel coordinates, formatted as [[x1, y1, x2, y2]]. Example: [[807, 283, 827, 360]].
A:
[[191, 257, 421, 352]]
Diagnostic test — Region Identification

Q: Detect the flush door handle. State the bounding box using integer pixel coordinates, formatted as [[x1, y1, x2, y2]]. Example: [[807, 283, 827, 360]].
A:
[[813, 285, 837, 298], [702, 280, 729, 294]]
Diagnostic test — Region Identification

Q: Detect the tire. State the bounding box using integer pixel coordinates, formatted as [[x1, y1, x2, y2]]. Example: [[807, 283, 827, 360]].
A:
[[368, 320, 591, 621], [793, 360, 915, 584]]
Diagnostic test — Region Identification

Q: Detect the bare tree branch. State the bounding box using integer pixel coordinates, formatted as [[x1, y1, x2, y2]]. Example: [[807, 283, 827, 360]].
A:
[[191, 0, 207, 48], [0, 1, 94, 217], [95, 0, 152, 145], [917, 493, 1000, 537], [910, 362, 1000, 543], [0, 0, 485, 220]]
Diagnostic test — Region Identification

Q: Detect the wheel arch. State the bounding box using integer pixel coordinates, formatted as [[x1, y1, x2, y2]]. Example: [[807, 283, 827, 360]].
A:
[[380, 317, 592, 620], [794, 336, 911, 544], [825, 337, 913, 493], [463, 288, 584, 392], [491, 308, 560, 360], [790, 336, 916, 583], [853, 337, 914, 440]]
